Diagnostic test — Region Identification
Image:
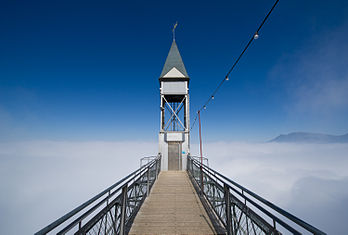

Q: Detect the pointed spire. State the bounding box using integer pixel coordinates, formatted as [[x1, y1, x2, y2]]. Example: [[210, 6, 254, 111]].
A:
[[160, 40, 189, 79]]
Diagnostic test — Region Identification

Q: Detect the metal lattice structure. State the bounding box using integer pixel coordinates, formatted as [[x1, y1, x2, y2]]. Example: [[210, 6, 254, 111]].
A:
[[187, 156, 326, 235], [35, 156, 161, 235]]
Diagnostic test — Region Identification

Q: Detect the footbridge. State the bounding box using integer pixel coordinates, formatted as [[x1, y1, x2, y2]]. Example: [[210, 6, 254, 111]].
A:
[[36, 156, 325, 235]]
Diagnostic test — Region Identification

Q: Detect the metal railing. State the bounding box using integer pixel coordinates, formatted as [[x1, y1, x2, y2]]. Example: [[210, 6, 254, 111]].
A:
[[187, 156, 326, 235], [139, 156, 158, 167], [36, 155, 161, 235], [190, 155, 209, 167]]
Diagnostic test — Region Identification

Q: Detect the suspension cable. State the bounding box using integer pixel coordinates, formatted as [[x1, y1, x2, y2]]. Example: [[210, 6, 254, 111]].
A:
[[191, 0, 279, 131]]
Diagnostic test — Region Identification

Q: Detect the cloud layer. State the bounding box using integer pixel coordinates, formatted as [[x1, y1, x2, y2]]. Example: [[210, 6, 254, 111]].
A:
[[194, 141, 348, 234], [1, 141, 347, 234], [0, 141, 157, 234]]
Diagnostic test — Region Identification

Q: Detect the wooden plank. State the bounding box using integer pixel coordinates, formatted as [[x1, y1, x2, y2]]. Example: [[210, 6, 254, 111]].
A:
[[129, 171, 216, 234]]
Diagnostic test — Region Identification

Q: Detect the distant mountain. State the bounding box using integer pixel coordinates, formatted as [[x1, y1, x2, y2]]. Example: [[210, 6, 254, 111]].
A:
[[270, 132, 348, 143]]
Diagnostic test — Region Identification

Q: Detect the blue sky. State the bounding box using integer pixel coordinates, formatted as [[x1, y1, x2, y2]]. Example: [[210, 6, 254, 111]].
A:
[[1, 0, 348, 142], [1, 2, 348, 233]]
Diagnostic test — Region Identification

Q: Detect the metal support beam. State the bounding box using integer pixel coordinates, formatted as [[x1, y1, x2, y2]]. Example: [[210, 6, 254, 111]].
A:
[[147, 166, 150, 196], [224, 183, 233, 235], [119, 185, 128, 235]]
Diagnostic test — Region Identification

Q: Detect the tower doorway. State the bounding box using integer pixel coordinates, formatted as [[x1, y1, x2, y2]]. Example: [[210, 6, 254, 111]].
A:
[[168, 142, 181, 170]]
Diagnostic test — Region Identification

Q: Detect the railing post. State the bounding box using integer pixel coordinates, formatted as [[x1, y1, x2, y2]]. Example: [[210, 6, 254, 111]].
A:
[[155, 159, 158, 180], [224, 183, 233, 235], [105, 190, 110, 235], [159, 156, 161, 173], [147, 166, 150, 196], [200, 165, 204, 194], [189, 158, 192, 174], [115, 203, 119, 233], [119, 185, 128, 235]]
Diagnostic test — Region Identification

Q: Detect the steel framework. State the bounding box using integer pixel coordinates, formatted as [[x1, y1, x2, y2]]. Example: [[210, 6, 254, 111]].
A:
[[162, 96, 187, 132], [35, 155, 161, 235], [187, 156, 326, 235]]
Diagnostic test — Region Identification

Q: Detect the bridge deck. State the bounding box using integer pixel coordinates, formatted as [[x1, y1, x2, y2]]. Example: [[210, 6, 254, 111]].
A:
[[129, 171, 216, 234]]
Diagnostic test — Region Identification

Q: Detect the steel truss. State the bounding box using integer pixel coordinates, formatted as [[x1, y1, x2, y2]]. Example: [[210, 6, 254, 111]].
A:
[[35, 155, 161, 235], [162, 96, 186, 131], [187, 156, 326, 235]]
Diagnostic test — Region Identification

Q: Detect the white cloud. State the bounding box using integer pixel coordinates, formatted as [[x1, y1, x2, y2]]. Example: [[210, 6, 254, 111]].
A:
[[0, 141, 157, 234], [192, 141, 348, 233], [1, 141, 347, 234], [269, 21, 348, 122], [288, 176, 348, 234]]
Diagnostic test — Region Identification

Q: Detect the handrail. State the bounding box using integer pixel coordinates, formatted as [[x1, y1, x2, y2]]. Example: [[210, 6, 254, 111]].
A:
[[189, 155, 209, 167], [140, 155, 158, 167], [188, 156, 326, 235], [35, 155, 160, 235]]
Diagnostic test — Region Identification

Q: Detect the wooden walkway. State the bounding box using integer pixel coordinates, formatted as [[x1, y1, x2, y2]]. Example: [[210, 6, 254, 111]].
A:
[[129, 171, 216, 235]]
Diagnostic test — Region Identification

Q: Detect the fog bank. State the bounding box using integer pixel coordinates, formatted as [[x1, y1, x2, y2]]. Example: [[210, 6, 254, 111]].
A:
[[1, 141, 347, 234]]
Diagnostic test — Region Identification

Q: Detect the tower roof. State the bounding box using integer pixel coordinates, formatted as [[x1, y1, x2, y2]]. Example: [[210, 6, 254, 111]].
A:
[[160, 40, 189, 79]]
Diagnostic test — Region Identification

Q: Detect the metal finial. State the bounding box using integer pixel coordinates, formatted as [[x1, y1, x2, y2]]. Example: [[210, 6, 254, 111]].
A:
[[172, 21, 178, 41]]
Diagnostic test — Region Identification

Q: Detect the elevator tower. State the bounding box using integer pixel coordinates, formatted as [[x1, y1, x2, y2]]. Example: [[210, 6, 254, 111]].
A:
[[158, 40, 190, 171]]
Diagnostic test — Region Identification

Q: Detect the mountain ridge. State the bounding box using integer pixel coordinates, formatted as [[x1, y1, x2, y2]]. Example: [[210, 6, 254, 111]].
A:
[[270, 132, 348, 143]]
